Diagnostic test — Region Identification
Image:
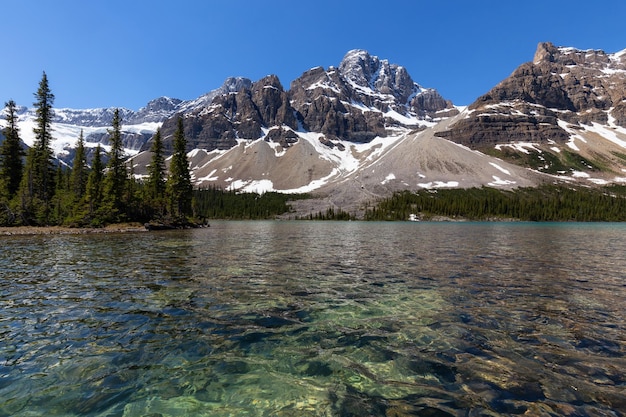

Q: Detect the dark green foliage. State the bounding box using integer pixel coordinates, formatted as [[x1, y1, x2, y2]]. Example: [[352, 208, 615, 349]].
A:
[[0, 100, 25, 199], [146, 128, 166, 215], [18, 72, 56, 225], [70, 130, 88, 200], [193, 185, 304, 219], [166, 118, 193, 219], [101, 109, 128, 223], [365, 185, 626, 222], [83, 145, 105, 225], [299, 206, 355, 220]]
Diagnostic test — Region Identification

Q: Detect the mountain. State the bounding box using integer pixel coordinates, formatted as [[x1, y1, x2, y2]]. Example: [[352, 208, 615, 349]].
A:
[[436, 42, 626, 185], [5, 45, 626, 216], [9, 80, 250, 164], [149, 50, 458, 154]]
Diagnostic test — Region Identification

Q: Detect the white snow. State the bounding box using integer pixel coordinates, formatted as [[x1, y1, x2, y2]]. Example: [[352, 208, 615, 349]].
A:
[[586, 122, 626, 148], [13, 111, 158, 160], [265, 139, 287, 157], [418, 181, 459, 189], [488, 162, 511, 176], [495, 142, 542, 154], [227, 179, 274, 194], [488, 176, 516, 187], [196, 169, 219, 183], [306, 80, 341, 94], [566, 139, 580, 151], [381, 173, 396, 185]]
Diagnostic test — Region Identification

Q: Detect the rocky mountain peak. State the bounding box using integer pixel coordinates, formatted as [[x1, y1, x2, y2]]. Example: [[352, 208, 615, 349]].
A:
[[533, 42, 626, 70], [130, 96, 183, 124], [175, 77, 253, 114], [148, 74, 297, 153], [287, 50, 456, 142], [338, 49, 383, 86], [338, 49, 415, 105], [532, 41, 560, 64], [437, 40, 626, 169]]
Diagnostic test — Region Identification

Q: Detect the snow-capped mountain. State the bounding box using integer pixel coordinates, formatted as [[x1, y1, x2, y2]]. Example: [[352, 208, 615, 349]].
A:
[[12, 101, 170, 162], [4, 44, 626, 216], [149, 50, 458, 154], [6, 77, 256, 165]]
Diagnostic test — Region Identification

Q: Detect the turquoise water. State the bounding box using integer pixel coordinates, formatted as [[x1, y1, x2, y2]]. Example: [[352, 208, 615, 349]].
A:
[[1, 221, 625, 416]]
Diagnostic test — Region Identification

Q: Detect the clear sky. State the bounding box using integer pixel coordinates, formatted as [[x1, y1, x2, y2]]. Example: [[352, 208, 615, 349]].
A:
[[2, 0, 625, 110]]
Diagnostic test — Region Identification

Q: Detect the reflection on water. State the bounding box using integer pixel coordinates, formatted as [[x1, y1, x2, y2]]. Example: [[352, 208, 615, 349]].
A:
[[1, 221, 625, 416]]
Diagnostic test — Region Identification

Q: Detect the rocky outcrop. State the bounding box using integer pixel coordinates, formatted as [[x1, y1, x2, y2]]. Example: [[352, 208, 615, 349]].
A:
[[151, 75, 298, 153], [437, 42, 626, 147], [128, 97, 183, 124], [289, 50, 456, 142], [289, 66, 386, 142], [435, 103, 570, 146]]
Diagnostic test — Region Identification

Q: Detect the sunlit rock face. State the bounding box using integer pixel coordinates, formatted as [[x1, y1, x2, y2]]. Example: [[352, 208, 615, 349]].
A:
[[437, 42, 626, 147]]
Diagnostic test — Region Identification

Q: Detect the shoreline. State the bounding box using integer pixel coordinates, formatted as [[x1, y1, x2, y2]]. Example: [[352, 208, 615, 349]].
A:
[[0, 223, 148, 236]]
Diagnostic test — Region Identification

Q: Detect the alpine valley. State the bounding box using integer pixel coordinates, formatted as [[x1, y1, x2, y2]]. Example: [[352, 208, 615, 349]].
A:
[[5, 43, 626, 216]]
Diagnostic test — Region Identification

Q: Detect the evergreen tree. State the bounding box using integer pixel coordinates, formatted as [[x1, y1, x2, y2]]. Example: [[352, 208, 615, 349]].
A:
[[19, 72, 56, 224], [166, 117, 193, 219], [102, 109, 127, 221], [84, 144, 104, 222], [0, 100, 24, 199], [146, 128, 166, 215], [70, 130, 88, 200]]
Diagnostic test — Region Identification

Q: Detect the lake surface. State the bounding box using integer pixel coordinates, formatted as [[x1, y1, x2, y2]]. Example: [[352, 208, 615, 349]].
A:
[[1, 221, 625, 416]]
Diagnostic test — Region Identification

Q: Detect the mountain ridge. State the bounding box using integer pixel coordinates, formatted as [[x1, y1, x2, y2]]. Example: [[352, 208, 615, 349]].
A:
[[4, 43, 626, 217]]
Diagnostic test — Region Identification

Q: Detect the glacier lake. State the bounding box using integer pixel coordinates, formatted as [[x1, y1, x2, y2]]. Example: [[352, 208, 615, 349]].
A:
[[1, 221, 625, 416]]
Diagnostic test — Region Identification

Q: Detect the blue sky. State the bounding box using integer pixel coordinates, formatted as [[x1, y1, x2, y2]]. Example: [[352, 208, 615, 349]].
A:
[[3, 0, 626, 110]]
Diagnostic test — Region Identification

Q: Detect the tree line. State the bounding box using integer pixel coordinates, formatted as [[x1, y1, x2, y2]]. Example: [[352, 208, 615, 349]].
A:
[[0, 72, 193, 227], [365, 185, 626, 222]]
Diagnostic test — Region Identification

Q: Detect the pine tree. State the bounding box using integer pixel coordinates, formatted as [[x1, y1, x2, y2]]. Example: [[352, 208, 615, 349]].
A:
[[102, 108, 127, 221], [70, 130, 88, 200], [0, 100, 25, 199], [19, 72, 56, 224], [84, 144, 104, 223], [166, 117, 193, 220], [146, 128, 166, 215]]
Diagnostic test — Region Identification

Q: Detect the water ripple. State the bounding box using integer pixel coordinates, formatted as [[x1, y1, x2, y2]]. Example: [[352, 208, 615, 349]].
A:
[[1, 221, 625, 416]]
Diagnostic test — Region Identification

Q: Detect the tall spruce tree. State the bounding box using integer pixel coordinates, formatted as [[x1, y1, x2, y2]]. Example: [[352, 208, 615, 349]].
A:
[[0, 100, 25, 199], [84, 144, 104, 222], [147, 129, 166, 199], [19, 72, 56, 224], [102, 109, 127, 221], [146, 128, 166, 217], [166, 117, 193, 219], [70, 130, 87, 200]]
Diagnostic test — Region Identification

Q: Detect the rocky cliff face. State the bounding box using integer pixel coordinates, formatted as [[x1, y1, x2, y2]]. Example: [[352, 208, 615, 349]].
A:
[[151, 50, 456, 151], [289, 50, 455, 142], [151, 75, 298, 153], [437, 42, 626, 147]]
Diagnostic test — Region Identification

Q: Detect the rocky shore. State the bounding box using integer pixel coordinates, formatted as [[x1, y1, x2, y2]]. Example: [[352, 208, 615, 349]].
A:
[[0, 223, 148, 236]]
